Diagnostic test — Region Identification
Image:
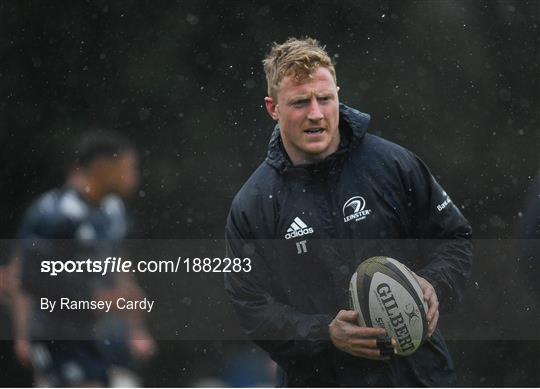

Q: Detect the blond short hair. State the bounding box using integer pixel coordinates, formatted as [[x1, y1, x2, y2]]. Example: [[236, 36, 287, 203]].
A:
[[262, 37, 336, 100]]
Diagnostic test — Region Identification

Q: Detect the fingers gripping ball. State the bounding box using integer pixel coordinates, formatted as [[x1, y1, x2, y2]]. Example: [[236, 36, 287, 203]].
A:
[[349, 256, 428, 356]]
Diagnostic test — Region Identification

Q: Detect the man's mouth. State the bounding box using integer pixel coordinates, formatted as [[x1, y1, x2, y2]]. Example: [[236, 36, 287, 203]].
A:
[[304, 128, 324, 134]]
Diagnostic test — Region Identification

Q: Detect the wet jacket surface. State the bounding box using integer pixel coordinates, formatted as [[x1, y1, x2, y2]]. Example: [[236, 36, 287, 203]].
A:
[[225, 104, 473, 386]]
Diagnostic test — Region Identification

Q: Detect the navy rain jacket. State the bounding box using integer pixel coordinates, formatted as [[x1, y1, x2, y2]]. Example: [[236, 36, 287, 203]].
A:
[[225, 104, 473, 386]]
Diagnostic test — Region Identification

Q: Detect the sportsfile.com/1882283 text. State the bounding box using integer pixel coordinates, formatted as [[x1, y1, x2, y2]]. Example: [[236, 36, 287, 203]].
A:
[[40, 256, 252, 276]]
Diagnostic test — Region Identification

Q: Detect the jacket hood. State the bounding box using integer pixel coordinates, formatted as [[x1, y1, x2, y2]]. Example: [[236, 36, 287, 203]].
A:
[[265, 103, 371, 172]]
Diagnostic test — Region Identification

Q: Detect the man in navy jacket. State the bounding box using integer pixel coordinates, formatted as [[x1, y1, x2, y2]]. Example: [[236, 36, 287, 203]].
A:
[[225, 38, 472, 386]]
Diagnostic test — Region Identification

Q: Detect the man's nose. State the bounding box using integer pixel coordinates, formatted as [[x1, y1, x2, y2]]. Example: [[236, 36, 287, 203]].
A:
[[307, 98, 323, 121]]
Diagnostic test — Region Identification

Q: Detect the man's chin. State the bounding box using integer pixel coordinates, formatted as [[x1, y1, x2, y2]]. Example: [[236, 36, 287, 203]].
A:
[[302, 139, 336, 153], [301, 146, 334, 161]]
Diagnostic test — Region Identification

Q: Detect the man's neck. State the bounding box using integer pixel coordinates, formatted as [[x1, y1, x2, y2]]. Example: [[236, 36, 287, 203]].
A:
[[66, 173, 104, 205]]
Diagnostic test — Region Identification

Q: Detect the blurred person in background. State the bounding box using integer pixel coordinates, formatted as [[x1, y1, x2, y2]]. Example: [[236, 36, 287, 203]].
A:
[[0, 260, 10, 306], [10, 130, 156, 387], [1, 244, 33, 386]]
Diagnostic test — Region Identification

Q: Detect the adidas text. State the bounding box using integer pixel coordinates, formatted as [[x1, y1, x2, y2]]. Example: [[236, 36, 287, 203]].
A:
[[285, 227, 314, 240]]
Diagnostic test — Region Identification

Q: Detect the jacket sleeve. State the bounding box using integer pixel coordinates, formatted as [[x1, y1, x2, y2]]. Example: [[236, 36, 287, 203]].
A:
[[224, 197, 333, 366], [401, 152, 473, 313]]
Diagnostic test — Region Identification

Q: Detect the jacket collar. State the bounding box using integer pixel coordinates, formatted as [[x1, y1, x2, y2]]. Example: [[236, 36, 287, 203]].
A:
[[265, 103, 371, 172]]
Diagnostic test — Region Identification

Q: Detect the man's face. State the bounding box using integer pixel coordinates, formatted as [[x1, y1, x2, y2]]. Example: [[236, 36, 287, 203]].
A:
[[101, 151, 140, 199], [265, 66, 340, 165]]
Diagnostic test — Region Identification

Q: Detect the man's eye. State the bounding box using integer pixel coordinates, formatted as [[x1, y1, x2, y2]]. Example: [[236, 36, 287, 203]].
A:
[[318, 96, 331, 103], [292, 101, 308, 108]]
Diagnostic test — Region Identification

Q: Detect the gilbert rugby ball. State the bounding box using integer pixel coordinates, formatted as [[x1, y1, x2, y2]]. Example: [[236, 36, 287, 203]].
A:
[[349, 256, 428, 356]]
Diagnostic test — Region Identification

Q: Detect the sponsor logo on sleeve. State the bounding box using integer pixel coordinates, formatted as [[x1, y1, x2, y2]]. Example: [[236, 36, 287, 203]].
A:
[[436, 191, 453, 212]]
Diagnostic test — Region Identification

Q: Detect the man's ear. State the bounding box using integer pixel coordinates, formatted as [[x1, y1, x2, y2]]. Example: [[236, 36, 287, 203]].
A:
[[264, 96, 279, 121]]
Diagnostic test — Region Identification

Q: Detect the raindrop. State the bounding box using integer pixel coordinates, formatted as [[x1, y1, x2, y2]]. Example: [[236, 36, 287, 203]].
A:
[[186, 13, 199, 25], [139, 107, 151, 121], [32, 57, 42, 68]]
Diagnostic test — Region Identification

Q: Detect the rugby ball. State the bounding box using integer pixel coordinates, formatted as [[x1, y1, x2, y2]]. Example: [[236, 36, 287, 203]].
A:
[[349, 256, 428, 356]]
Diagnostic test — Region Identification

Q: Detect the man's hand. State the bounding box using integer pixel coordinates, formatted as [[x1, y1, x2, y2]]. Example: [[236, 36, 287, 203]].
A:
[[129, 328, 157, 360], [413, 273, 439, 337], [0, 266, 5, 294], [14, 339, 32, 367], [329, 310, 394, 360]]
